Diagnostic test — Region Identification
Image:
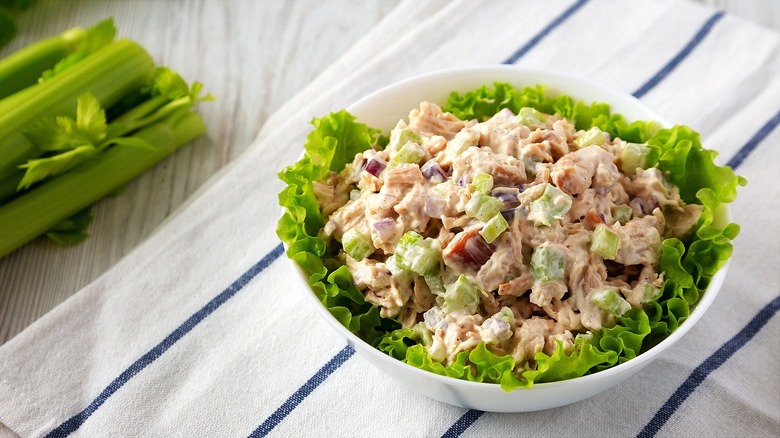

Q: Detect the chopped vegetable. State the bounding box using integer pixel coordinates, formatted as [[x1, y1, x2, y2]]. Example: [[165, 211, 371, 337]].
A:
[[471, 172, 493, 194], [531, 242, 565, 283], [395, 231, 441, 276], [528, 183, 572, 226], [611, 205, 632, 224], [392, 140, 425, 164], [591, 288, 631, 317], [465, 192, 503, 221], [479, 212, 508, 244], [442, 274, 480, 314], [620, 142, 651, 175], [590, 224, 620, 260], [573, 126, 607, 148], [364, 156, 386, 177], [421, 159, 447, 182], [387, 128, 420, 151], [517, 107, 546, 127], [447, 129, 478, 155], [342, 228, 374, 260]]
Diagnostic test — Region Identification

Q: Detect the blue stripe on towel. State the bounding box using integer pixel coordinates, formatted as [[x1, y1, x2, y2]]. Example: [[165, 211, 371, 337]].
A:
[[632, 11, 724, 98], [727, 109, 780, 169], [502, 0, 590, 65], [440, 409, 485, 438], [44, 243, 285, 438], [636, 296, 780, 438], [248, 346, 356, 438]]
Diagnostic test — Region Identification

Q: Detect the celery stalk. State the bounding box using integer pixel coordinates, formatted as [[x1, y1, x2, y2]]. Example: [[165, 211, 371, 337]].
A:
[[0, 169, 24, 203], [0, 27, 86, 99], [0, 18, 116, 99], [0, 111, 205, 258], [0, 39, 155, 182]]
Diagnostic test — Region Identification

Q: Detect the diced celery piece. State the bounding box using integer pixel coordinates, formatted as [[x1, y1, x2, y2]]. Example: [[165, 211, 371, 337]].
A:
[[342, 228, 373, 260], [465, 192, 503, 221], [387, 128, 421, 151], [392, 141, 426, 164], [591, 288, 631, 317], [479, 213, 508, 244], [471, 172, 493, 194], [442, 274, 480, 314], [447, 130, 478, 155], [641, 282, 661, 303], [531, 242, 565, 283], [431, 181, 451, 198], [590, 224, 620, 260], [620, 142, 651, 175], [395, 231, 441, 276], [574, 127, 606, 148], [517, 107, 546, 127], [528, 183, 572, 226], [385, 254, 412, 281], [520, 153, 542, 176], [424, 274, 446, 296], [412, 321, 433, 347], [611, 205, 632, 225]]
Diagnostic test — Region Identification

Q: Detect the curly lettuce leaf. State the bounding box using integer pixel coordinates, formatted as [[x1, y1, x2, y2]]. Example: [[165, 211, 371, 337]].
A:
[[277, 111, 386, 344]]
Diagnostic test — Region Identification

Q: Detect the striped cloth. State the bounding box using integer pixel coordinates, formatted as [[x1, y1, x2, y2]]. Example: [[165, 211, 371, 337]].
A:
[[1, 0, 779, 436]]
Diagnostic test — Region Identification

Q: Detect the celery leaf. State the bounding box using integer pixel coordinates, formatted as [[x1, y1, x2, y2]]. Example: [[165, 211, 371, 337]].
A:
[[18, 145, 98, 189], [38, 18, 116, 83], [76, 93, 107, 144]]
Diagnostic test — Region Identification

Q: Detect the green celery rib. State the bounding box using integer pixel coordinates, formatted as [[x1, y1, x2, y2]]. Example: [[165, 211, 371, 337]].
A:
[[0, 26, 86, 99], [0, 39, 155, 182], [0, 169, 24, 203], [0, 111, 206, 259]]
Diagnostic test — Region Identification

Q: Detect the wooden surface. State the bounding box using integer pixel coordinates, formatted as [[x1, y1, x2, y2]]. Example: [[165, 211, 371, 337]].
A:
[[0, 0, 778, 345]]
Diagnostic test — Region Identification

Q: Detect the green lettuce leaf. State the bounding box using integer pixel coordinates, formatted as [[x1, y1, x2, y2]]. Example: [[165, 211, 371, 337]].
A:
[[277, 111, 385, 344]]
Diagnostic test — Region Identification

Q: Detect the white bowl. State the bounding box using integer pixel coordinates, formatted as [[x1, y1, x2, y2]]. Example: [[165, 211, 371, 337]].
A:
[[287, 66, 728, 412]]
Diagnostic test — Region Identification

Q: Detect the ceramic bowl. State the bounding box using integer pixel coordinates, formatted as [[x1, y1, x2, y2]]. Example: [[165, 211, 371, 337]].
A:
[[288, 66, 728, 412]]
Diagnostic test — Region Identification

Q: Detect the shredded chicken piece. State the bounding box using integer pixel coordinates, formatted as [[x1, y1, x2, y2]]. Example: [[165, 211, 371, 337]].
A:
[[407, 101, 465, 139]]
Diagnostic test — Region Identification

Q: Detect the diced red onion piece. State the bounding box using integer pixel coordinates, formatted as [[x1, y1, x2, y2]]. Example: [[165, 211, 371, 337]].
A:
[[364, 157, 386, 177], [491, 188, 521, 211], [457, 175, 469, 187], [373, 218, 396, 241], [424, 194, 443, 217], [421, 159, 447, 182]]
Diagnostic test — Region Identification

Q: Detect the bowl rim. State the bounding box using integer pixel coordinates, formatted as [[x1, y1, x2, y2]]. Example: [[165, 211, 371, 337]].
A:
[[286, 65, 728, 393]]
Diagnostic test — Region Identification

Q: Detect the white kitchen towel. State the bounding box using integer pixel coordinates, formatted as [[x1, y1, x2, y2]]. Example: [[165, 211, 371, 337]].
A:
[[1, 0, 779, 437]]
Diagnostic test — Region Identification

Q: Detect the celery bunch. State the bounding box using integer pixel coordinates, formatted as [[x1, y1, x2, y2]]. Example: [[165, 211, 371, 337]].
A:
[[0, 18, 211, 258]]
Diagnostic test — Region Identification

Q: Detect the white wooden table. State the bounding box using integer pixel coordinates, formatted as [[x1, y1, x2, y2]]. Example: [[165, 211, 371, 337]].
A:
[[0, 0, 778, 345]]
